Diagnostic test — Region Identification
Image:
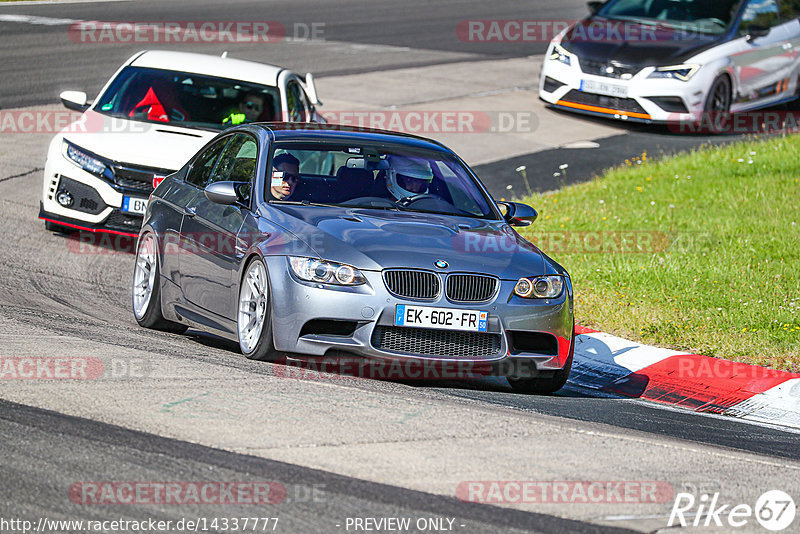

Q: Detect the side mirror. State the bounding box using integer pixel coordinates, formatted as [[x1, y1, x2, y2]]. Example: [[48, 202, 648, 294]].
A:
[[60, 91, 89, 112], [746, 24, 770, 41], [204, 181, 240, 205], [588, 1, 605, 14], [498, 201, 538, 227]]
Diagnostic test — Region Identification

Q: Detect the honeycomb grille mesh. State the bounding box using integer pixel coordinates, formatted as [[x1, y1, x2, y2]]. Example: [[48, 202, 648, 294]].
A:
[[372, 326, 501, 358]]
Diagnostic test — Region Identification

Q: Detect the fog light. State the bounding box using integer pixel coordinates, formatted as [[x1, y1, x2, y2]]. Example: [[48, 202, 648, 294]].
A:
[[56, 190, 73, 208]]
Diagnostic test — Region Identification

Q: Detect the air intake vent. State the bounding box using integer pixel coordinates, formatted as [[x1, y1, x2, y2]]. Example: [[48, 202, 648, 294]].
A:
[[446, 274, 498, 302], [383, 270, 440, 300], [372, 326, 501, 358]]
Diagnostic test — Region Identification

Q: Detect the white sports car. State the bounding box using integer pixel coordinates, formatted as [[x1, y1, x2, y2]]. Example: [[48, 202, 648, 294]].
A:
[[539, 0, 800, 125], [40, 50, 324, 236]]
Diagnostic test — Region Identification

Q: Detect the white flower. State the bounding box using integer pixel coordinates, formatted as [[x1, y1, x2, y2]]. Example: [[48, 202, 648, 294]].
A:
[[506, 184, 513, 190], [668, 204, 675, 209], [515, 165, 527, 173], [559, 164, 569, 170], [553, 172, 561, 177], [599, 200, 605, 204], [650, 201, 656, 205]]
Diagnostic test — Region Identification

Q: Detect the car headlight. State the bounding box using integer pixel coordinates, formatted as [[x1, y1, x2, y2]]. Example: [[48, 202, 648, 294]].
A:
[[62, 141, 110, 177], [549, 43, 572, 66], [647, 64, 699, 82], [514, 275, 565, 299], [289, 257, 366, 286]]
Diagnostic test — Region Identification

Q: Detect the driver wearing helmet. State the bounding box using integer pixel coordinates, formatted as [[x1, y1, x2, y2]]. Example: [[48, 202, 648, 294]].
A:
[[385, 155, 435, 201]]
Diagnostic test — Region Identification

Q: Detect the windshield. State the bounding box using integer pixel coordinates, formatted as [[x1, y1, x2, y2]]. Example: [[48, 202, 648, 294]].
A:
[[598, 0, 744, 34], [94, 66, 281, 131], [266, 142, 499, 220]]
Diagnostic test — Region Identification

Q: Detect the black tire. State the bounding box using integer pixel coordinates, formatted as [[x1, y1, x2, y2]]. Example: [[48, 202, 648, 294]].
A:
[[132, 234, 188, 334], [787, 74, 800, 111], [45, 220, 73, 234], [238, 257, 281, 362], [508, 328, 575, 395], [702, 75, 732, 134]]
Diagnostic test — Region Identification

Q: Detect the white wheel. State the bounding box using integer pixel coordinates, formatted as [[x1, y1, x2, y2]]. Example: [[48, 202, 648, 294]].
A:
[[238, 260, 269, 354], [133, 234, 157, 320]]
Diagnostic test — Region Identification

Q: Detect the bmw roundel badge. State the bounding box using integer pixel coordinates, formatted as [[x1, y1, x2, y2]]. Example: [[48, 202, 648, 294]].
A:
[[434, 260, 448, 269]]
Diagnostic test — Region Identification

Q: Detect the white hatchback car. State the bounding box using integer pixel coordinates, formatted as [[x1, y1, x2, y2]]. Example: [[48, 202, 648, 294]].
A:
[[40, 50, 324, 236], [539, 0, 800, 125]]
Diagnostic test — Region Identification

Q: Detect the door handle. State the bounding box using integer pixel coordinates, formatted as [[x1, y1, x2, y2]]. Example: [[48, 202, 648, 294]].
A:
[[184, 206, 197, 217]]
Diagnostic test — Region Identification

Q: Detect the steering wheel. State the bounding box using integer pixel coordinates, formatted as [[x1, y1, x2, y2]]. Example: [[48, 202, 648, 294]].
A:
[[397, 193, 439, 207]]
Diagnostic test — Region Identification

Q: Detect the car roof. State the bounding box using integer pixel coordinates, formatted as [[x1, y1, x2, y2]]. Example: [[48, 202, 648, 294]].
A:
[[253, 123, 452, 152], [130, 50, 284, 86]]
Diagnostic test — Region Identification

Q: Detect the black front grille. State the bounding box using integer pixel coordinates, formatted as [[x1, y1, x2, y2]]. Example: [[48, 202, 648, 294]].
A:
[[104, 210, 143, 232], [372, 326, 501, 358], [57, 176, 106, 215], [446, 274, 498, 302], [384, 270, 440, 300], [579, 58, 640, 79], [561, 90, 648, 115], [112, 165, 171, 193]]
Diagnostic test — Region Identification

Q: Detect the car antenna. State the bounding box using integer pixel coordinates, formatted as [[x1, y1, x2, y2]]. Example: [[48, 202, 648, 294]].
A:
[[221, 51, 228, 59]]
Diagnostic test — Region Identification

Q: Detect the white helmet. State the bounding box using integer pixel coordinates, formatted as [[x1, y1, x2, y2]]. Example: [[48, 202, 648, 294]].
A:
[[386, 155, 434, 200]]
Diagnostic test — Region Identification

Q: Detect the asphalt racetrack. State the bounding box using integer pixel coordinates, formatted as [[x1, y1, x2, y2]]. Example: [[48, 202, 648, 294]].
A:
[[0, 1, 799, 533]]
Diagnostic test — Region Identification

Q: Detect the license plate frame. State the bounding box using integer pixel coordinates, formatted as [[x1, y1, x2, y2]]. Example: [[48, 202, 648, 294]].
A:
[[121, 196, 148, 216], [394, 304, 488, 333], [580, 79, 629, 98]]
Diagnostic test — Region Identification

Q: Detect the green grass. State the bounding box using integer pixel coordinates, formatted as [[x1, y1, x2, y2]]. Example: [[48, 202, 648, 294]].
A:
[[516, 134, 800, 371]]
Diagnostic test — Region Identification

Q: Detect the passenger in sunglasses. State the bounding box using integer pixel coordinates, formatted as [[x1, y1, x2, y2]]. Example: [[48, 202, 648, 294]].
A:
[[270, 153, 301, 200]]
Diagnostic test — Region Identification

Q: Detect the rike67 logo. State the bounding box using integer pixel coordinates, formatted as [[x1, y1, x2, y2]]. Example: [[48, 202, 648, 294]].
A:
[[669, 490, 796, 531]]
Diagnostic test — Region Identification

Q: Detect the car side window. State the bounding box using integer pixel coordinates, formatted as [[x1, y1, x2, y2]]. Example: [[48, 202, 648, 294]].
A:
[[286, 81, 309, 122], [186, 139, 227, 188], [209, 133, 258, 204], [740, 0, 781, 34]]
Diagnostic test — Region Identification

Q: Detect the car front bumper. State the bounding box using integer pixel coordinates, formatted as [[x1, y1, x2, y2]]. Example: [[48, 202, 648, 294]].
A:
[[539, 51, 710, 124], [265, 257, 575, 375]]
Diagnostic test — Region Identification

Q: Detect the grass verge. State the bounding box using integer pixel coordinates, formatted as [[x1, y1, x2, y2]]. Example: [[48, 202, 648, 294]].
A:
[[517, 134, 800, 371]]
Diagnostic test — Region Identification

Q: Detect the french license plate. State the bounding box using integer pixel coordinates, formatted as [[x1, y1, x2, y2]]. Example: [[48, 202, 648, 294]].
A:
[[580, 79, 629, 98], [121, 196, 148, 216], [395, 305, 488, 333]]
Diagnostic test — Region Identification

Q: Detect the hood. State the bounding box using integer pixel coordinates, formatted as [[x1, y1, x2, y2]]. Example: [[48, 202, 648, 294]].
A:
[[562, 18, 724, 67], [61, 110, 217, 171], [263, 206, 547, 280]]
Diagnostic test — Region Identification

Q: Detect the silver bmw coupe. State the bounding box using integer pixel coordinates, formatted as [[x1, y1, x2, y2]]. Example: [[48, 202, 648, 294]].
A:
[[132, 124, 574, 393]]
